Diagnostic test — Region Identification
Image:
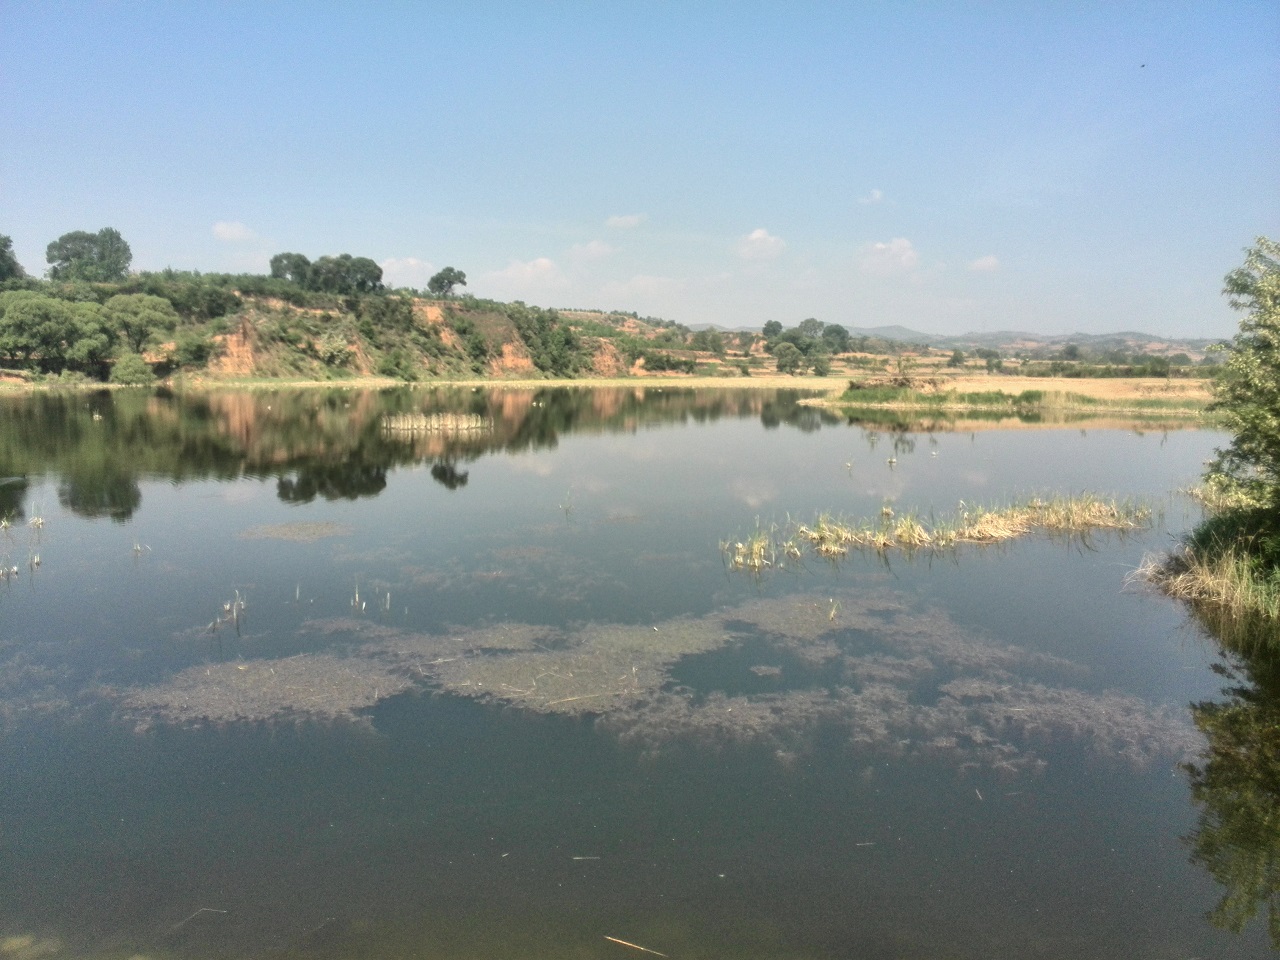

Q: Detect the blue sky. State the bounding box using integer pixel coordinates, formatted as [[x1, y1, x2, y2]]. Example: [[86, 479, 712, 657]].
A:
[[2, 2, 1276, 337]]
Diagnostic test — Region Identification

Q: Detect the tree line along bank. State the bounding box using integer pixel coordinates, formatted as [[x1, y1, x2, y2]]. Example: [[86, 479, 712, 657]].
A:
[[0, 227, 1219, 386]]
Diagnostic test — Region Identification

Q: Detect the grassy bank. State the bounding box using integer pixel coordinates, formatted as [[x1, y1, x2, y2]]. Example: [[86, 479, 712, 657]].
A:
[[1142, 503, 1280, 648], [829, 383, 1208, 417]]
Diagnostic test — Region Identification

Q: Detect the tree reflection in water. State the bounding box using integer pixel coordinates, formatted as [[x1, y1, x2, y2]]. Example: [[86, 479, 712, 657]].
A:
[[1183, 609, 1280, 946], [0, 386, 820, 521]]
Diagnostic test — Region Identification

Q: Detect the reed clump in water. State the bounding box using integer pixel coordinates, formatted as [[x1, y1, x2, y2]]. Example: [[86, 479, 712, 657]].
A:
[[788, 494, 1151, 558], [722, 522, 794, 572]]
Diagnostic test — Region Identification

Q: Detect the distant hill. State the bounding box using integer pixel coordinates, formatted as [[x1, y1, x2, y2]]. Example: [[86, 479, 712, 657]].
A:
[[848, 325, 934, 343], [846, 326, 1223, 360], [686, 321, 1220, 359]]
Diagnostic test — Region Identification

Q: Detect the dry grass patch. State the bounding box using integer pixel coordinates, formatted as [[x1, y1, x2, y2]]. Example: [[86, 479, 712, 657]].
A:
[[773, 494, 1152, 561], [942, 375, 1212, 403]]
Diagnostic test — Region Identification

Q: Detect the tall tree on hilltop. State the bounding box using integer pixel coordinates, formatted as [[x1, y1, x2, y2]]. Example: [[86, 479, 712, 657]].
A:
[[427, 267, 467, 297], [46, 227, 132, 282], [269, 252, 312, 285], [0, 235, 25, 282]]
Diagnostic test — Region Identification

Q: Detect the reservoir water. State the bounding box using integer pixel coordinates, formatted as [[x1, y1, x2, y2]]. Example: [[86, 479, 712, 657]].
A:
[[0, 386, 1269, 958]]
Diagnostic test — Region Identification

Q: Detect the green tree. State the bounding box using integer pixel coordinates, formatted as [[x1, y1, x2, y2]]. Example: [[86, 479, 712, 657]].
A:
[[46, 227, 132, 282], [690, 328, 726, 355], [173, 330, 218, 367], [821, 323, 850, 354], [974, 348, 1004, 374], [947, 349, 966, 368], [1209, 236, 1280, 509], [797, 317, 825, 339], [103, 293, 179, 353], [309, 254, 383, 295], [269, 252, 312, 285], [0, 234, 25, 282], [773, 341, 804, 374], [762, 320, 783, 339], [427, 267, 467, 297], [64, 301, 113, 374], [0, 291, 111, 374], [109, 352, 157, 385], [507, 302, 586, 377]]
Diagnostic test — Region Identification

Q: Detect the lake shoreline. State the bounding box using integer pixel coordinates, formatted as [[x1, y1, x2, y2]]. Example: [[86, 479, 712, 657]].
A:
[[0, 370, 1211, 400]]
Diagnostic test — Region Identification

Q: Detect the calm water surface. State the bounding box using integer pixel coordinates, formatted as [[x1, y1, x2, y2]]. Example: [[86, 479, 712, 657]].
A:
[[0, 387, 1268, 958]]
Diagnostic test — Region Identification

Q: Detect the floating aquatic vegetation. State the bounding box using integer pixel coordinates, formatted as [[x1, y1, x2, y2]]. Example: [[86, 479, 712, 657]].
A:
[[375, 594, 1192, 772], [99, 588, 1199, 774], [425, 619, 727, 716], [930, 677, 1202, 769], [0, 934, 63, 960], [0, 654, 75, 736], [117, 653, 413, 731], [236, 521, 353, 543], [843, 653, 934, 686]]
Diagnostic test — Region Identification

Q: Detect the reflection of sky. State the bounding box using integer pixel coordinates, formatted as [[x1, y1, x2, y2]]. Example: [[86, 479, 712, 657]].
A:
[[473, 417, 1221, 524]]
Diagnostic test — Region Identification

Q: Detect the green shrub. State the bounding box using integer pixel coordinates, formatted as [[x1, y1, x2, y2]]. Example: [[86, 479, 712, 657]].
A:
[[110, 352, 156, 385]]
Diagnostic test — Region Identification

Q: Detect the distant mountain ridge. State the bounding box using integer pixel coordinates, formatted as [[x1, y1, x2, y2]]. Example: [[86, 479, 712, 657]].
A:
[[845, 325, 1223, 358], [688, 320, 1222, 359]]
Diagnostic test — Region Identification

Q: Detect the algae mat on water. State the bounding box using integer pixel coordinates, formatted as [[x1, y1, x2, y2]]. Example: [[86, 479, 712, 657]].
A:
[[113, 591, 1200, 776]]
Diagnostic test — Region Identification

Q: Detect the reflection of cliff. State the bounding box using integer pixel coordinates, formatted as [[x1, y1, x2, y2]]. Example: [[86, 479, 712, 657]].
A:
[[1183, 640, 1280, 946], [0, 387, 818, 520]]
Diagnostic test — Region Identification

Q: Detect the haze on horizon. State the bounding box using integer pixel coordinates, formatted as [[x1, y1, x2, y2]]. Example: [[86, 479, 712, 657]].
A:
[[2, 2, 1276, 340]]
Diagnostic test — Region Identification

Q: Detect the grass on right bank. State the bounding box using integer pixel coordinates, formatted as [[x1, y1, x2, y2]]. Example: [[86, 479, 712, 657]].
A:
[[1140, 503, 1280, 635], [833, 385, 1207, 415]]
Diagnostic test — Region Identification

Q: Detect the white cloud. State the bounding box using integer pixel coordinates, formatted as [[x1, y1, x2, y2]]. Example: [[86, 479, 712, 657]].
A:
[[569, 239, 614, 261], [212, 221, 255, 242], [605, 213, 647, 229], [380, 256, 437, 288], [857, 188, 884, 205], [497, 257, 565, 284], [484, 257, 569, 300], [737, 227, 786, 261], [968, 254, 1000, 272], [602, 274, 684, 300], [859, 237, 919, 274]]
